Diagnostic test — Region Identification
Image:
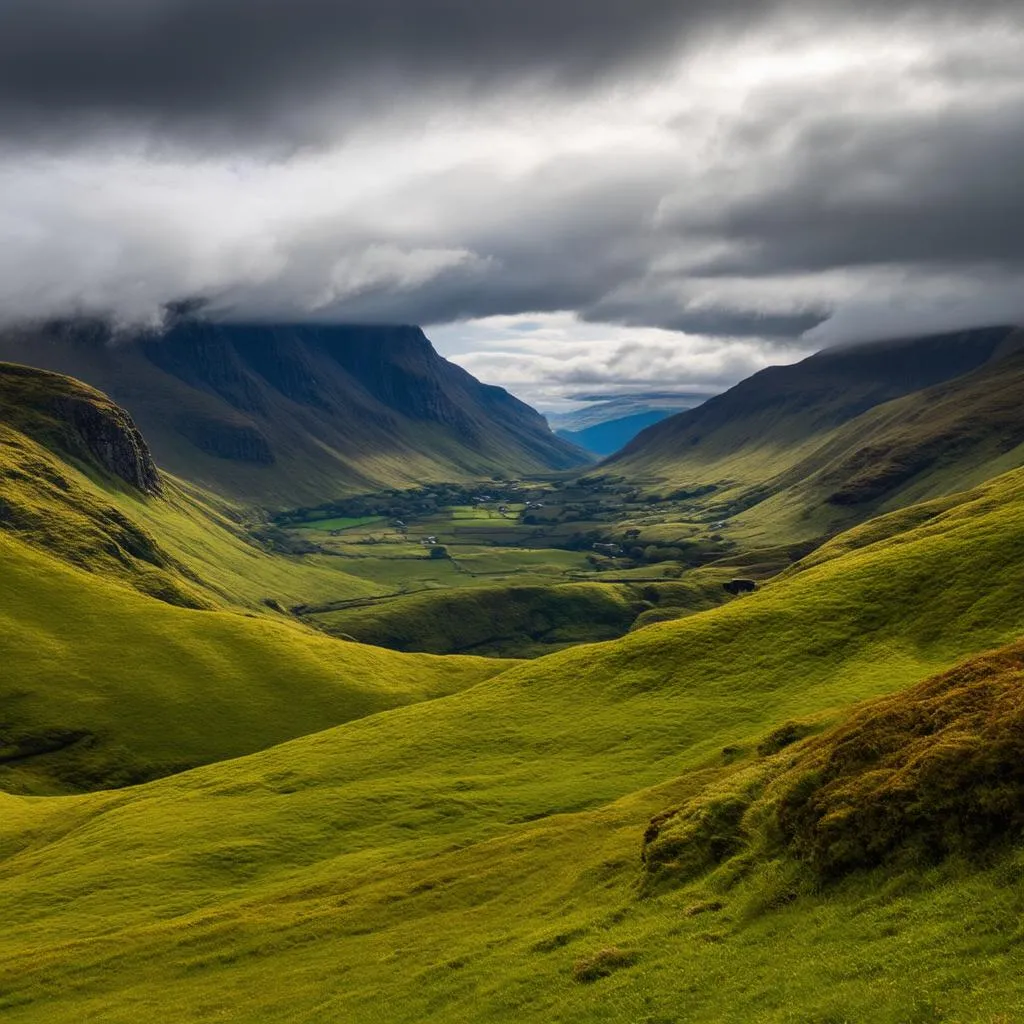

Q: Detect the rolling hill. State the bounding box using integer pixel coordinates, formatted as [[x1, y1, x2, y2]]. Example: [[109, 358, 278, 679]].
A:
[[0, 363, 511, 794], [3, 451, 1024, 1020], [0, 318, 589, 506]]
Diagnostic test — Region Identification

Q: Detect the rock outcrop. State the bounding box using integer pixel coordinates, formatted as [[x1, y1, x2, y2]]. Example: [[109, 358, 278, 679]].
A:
[[0, 361, 162, 495], [49, 393, 162, 494]]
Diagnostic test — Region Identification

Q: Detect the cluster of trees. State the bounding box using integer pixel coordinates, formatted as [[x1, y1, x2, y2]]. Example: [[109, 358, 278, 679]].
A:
[[274, 482, 532, 526]]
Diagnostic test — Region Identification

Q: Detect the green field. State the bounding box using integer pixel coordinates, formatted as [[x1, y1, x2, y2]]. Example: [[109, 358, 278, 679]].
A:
[[279, 495, 732, 655], [296, 515, 385, 532]]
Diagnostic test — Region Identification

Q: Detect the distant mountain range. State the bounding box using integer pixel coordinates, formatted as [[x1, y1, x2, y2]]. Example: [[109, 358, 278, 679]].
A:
[[548, 391, 708, 456], [0, 320, 589, 505], [556, 410, 673, 457]]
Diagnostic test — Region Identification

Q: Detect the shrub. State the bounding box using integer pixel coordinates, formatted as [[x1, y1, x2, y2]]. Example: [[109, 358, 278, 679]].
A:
[[642, 784, 756, 884], [756, 721, 817, 757]]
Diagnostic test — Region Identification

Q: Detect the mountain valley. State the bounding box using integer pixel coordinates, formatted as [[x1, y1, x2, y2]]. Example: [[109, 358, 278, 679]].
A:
[[0, 319, 588, 506], [2, 323, 1024, 1022]]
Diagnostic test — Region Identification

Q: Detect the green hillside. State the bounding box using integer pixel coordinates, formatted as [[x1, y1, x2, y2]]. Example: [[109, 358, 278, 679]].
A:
[[313, 577, 725, 657], [3, 454, 1024, 1020], [605, 326, 1015, 501], [0, 364, 511, 793], [0, 534, 511, 794]]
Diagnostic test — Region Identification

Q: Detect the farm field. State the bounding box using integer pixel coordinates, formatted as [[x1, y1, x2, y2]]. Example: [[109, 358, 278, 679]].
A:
[[275, 483, 742, 654]]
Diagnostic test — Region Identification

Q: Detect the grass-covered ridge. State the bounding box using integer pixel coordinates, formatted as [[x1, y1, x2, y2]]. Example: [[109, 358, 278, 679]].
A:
[[313, 577, 725, 656], [0, 365, 513, 793], [4, 461, 1024, 1020], [0, 532, 511, 793]]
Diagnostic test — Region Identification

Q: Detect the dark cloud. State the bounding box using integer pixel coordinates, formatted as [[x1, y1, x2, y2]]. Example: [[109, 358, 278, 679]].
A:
[[0, 0, 744, 145], [2, 0, 1024, 368], [581, 301, 830, 340], [675, 107, 1024, 278], [0, 0, 1019, 146]]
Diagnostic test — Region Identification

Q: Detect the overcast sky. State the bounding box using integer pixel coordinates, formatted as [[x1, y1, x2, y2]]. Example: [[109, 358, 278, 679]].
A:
[[2, 1, 1023, 408]]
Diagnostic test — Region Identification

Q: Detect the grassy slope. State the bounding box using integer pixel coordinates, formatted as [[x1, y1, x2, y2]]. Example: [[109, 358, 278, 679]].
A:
[[0, 533, 511, 793], [0, 367, 512, 792], [3, 466, 1024, 1020], [109, 476, 395, 609], [314, 578, 725, 656]]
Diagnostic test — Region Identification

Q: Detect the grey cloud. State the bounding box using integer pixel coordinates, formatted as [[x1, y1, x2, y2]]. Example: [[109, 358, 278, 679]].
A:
[[581, 300, 829, 340], [1, 0, 1020, 147], [3, 4, 1024, 353], [456, 336, 802, 408], [669, 98, 1024, 279], [0, 0, 744, 146]]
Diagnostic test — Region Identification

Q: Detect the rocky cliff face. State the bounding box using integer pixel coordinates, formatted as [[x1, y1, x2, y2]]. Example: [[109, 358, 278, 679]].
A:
[[0, 362, 162, 495], [49, 393, 163, 494]]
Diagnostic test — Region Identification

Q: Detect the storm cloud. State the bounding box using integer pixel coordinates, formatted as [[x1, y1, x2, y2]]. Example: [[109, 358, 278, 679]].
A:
[[2, 0, 1023, 403], [1, 0, 1020, 146]]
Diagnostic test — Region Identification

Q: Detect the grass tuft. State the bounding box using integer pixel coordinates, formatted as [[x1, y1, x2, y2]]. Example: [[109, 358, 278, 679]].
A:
[[571, 947, 640, 983]]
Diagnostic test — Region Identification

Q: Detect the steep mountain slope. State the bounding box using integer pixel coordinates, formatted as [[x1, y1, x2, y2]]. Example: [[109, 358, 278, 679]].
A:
[[0, 320, 588, 506], [4, 462, 1024, 1021], [0, 365, 511, 793], [556, 410, 672, 456], [606, 326, 1016, 492], [722, 331, 1024, 544]]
